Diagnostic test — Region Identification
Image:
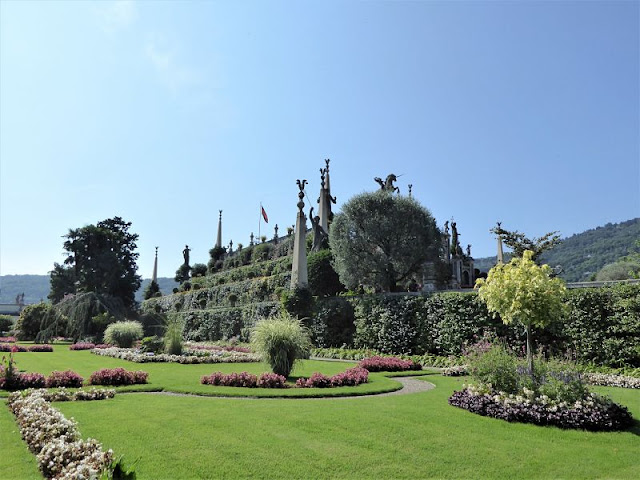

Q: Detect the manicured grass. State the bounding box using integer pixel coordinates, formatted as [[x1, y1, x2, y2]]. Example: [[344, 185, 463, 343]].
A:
[[53, 376, 640, 479], [0, 400, 40, 479], [4, 344, 640, 479]]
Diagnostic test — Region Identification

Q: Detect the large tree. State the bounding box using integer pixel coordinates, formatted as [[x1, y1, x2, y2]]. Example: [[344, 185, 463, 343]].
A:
[[329, 191, 439, 292], [49, 216, 141, 307]]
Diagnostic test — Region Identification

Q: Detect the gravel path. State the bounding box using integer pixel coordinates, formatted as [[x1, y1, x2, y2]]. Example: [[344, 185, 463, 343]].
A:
[[131, 376, 435, 400]]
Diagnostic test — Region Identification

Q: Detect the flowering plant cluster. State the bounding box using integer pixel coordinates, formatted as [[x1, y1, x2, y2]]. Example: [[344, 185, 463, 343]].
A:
[[46, 370, 84, 388], [18, 387, 116, 402], [296, 367, 369, 388], [448, 384, 634, 431], [7, 389, 115, 478], [185, 343, 252, 354], [201, 371, 287, 388], [357, 356, 422, 372], [0, 336, 17, 343], [0, 344, 27, 352], [27, 344, 54, 352], [88, 368, 148, 386], [584, 372, 640, 389], [92, 346, 261, 364], [442, 365, 469, 377], [1, 361, 46, 390], [69, 342, 96, 350]]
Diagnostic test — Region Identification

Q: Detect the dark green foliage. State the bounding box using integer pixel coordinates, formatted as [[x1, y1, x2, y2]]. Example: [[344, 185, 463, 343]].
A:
[[143, 280, 160, 300], [308, 297, 355, 347], [191, 263, 207, 277], [140, 336, 165, 354], [280, 287, 313, 319], [252, 243, 274, 263], [329, 191, 440, 292], [49, 217, 141, 307], [175, 264, 190, 284], [209, 246, 226, 262], [15, 303, 53, 340], [307, 249, 344, 297], [0, 315, 13, 334], [55, 292, 126, 341]]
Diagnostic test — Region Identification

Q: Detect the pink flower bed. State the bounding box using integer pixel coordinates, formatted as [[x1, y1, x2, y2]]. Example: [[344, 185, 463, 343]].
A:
[[357, 356, 422, 372], [46, 370, 84, 388], [70, 343, 96, 350], [0, 344, 27, 352], [296, 367, 369, 388], [27, 344, 53, 352], [0, 336, 17, 343], [201, 371, 288, 388], [88, 368, 148, 386]]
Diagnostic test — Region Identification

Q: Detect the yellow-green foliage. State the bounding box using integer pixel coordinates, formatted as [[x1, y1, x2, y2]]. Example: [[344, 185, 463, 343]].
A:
[[476, 250, 567, 329]]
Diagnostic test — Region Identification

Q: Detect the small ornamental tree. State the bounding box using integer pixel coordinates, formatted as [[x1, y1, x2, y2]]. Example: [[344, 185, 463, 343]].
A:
[[476, 250, 566, 373]]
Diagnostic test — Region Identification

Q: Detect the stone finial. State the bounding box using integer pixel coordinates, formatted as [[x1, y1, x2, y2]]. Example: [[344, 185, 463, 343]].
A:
[[249, 232, 254, 246], [408, 184, 413, 197], [296, 179, 307, 211], [219, 210, 222, 220]]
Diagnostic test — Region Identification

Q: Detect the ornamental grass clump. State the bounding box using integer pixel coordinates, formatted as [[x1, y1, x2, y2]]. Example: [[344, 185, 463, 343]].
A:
[[250, 314, 312, 378], [103, 320, 144, 348], [164, 318, 184, 355]]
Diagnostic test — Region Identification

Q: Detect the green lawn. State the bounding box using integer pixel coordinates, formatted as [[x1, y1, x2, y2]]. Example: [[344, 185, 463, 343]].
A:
[[2, 345, 640, 479]]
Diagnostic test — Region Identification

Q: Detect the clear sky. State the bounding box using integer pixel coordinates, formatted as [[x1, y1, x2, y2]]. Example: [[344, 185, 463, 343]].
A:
[[1, 0, 638, 279]]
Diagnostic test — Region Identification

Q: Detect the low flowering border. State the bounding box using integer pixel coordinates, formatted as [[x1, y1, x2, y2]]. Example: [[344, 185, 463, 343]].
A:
[[201, 371, 288, 388], [357, 356, 422, 372], [7, 388, 117, 478], [442, 365, 469, 377], [88, 368, 148, 386], [296, 367, 369, 388], [92, 346, 261, 364], [584, 372, 640, 389], [448, 384, 634, 431]]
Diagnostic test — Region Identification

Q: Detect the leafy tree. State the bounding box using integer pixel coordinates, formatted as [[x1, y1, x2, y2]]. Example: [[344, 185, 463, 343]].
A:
[[623, 239, 640, 279], [55, 292, 126, 341], [175, 264, 191, 284], [490, 225, 561, 264], [15, 303, 54, 340], [49, 217, 141, 307], [0, 315, 13, 334], [595, 261, 640, 281], [476, 250, 566, 372], [329, 191, 439, 292], [143, 280, 161, 300]]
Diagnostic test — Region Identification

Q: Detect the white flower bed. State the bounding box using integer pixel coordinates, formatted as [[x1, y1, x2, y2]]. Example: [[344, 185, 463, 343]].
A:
[[8, 389, 115, 479], [442, 365, 468, 376], [584, 372, 640, 389], [92, 347, 261, 364]]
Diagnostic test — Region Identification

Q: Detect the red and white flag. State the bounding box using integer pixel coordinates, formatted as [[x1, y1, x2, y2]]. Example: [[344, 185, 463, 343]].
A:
[[261, 206, 269, 223]]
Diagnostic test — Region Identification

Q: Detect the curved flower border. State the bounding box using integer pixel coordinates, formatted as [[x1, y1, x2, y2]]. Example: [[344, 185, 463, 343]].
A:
[[92, 347, 261, 364], [7, 388, 117, 479]]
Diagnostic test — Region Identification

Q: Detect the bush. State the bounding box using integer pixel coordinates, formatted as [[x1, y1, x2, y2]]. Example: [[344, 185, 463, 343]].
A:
[[307, 249, 344, 297], [88, 368, 148, 386], [251, 314, 312, 377], [296, 367, 369, 388], [191, 263, 208, 277], [252, 243, 274, 263], [280, 287, 313, 319], [15, 303, 53, 340], [140, 336, 165, 354], [357, 356, 421, 372], [103, 321, 144, 348], [0, 315, 13, 334], [69, 343, 95, 350], [46, 370, 84, 388], [27, 344, 53, 352], [466, 342, 520, 394]]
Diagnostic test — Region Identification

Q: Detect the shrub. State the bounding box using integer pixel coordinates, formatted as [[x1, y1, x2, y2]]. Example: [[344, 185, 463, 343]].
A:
[[27, 344, 53, 352], [0, 314, 13, 334], [296, 367, 369, 388], [191, 263, 208, 277], [466, 342, 520, 394], [251, 314, 312, 377], [0, 344, 27, 352], [280, 287, 313, 319], [46, 370, 84, 388], [309, 297, 355, 348], [256, 372, 288, 388], [69, 343, 96, 350], [252, 243, 274, 263], [140, 336, 165, 354], [307, 249, 344, 297], [103, 321, 144, 348], [201, 371, 257, 387], [15, 303, 53, 340], [164, 318, 184, 355], [88, 368, 148, 386], [357, 356, 421, 372]]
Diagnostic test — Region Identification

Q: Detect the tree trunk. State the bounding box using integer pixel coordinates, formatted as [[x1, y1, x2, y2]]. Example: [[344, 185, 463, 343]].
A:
[[526, 323, 533, 374]]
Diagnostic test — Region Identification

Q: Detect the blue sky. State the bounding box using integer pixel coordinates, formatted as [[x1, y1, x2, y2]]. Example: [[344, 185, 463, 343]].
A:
[[1, 0, 638, 279]]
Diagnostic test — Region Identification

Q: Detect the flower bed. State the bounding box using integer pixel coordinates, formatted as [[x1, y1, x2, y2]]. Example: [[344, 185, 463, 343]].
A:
[[27, 344, 53, 352], [442, 365, 469, 377], [8, 389, 116, 478], [0, 336, 17, 343], [296, 367, 369, 388], [0, 344, 27, 352], [0, 369, 46, 390], [70, 342, 96, 350], [88, 367, 148, 386], [185, 342, 252, 354], [448, 384, 634, 431], [357, 356, 422, 372], [584, 372, 640, 389], [201, 371, 287, 388], [46, 370, 84, 388], [92, 346, 261, 364]]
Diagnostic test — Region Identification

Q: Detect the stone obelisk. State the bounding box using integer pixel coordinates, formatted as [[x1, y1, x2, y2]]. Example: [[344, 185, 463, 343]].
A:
[[291, 179, 308, 289], [317, 168, 329, 233], [152, 247, 158, 283], [496, 222, 504, 265], [216, 210, 223, 249]]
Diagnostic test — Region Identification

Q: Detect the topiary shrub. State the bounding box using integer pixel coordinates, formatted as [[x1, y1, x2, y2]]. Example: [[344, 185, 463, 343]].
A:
[[251, 313, 312, 377], [103, 321, 144, 348]]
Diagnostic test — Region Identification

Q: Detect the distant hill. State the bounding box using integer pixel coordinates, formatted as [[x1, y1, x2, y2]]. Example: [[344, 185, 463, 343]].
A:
[[0, 275, 179, 305], [474, 218, 640, 282]]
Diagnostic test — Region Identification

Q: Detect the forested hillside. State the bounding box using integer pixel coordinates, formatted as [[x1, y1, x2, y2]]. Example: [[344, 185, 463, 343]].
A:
[[0, 275, 178, 305], [475, 218, 640, 282]]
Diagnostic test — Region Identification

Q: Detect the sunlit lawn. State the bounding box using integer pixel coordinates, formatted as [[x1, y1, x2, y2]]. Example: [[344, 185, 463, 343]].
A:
[[2, 345, 639, 479]]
